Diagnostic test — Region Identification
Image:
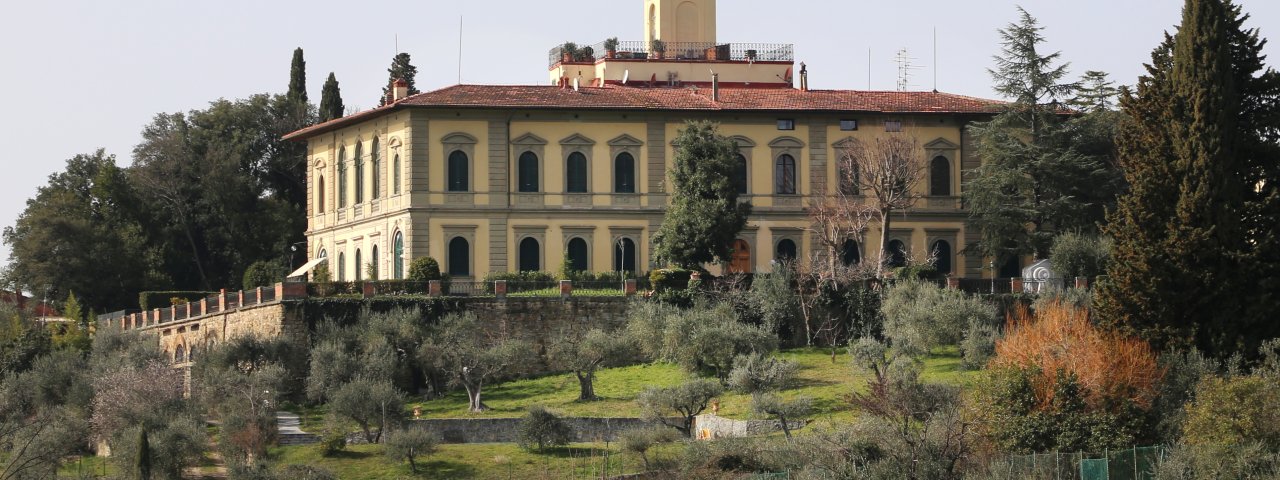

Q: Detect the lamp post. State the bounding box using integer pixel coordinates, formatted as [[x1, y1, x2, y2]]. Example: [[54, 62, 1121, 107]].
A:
[[288, 241, 307, 273], [615, 238, 631, 275]]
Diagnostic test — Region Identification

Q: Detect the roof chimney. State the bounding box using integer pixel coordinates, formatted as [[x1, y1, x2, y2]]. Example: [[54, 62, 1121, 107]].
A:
[[392, 78, 409, 102], [711, 72, 720, 102], [799, 63, 809, 92]]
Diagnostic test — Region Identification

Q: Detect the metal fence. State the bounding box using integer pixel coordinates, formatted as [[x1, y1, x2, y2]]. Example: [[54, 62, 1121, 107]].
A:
[[1004, 446, 1166, 480], [548, 40, 794, 67]]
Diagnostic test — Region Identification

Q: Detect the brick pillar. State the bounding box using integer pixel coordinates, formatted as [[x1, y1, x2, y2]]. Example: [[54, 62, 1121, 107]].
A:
[[185, 302, 192, 318], [218, 289, 226, 311], [275, 282, 284, 300], [120, 315, 127, 330], [170, 305, 176, 321], [1075, 276, 1089, 289], [256, 287, 263, 303], [561, 280, 573, 299], [946, 277, 960, 290], [495, 280, 507, 299], [237, 290, 245, 307], [624, 279, 637, 297], [1011, 277, 1024, 293], [362, 282, 376, 299], [428, 280, 442, 297], [200, 298, 208, 316], [152, 308, 160, 325]]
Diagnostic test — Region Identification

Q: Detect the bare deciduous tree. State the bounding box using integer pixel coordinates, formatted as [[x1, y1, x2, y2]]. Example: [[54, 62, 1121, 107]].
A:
[[837, 133, 928, 277]]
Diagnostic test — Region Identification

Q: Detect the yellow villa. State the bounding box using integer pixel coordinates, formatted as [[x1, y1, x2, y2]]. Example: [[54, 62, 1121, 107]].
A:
[[283, 0, 1014, 282]]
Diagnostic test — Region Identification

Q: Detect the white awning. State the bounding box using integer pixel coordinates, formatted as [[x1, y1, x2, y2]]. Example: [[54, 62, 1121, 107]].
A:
[[287, 257, 327, 278]]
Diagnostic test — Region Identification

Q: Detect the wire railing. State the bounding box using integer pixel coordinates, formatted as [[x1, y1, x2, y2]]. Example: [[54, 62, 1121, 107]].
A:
[[548, 40, 794, 67]]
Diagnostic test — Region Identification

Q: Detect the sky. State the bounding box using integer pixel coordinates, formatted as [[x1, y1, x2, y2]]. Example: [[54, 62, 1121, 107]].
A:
[[1, 0, 1278, 267]]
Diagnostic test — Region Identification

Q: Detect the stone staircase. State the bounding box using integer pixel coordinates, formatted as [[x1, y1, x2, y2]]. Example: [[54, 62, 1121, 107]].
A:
[[276, 412, 319, 446]]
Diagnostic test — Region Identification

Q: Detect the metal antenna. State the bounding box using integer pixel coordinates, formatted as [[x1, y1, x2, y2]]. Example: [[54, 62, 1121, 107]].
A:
[[867, 48, 871, 90], [933, 27, 938, 92], [457, 16, 464, 84], [894, 48, 922, 91]]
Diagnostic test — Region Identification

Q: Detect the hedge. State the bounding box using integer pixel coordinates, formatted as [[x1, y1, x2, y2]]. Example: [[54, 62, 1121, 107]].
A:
[[139, 291, 213, 311]]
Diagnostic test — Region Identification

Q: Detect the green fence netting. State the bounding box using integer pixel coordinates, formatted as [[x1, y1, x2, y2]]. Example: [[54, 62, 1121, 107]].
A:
[[1006, 446, 1166, 480]]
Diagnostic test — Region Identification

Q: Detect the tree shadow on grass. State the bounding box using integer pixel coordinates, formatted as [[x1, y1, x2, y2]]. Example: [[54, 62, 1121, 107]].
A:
[[321, 449, 375, 460], [525, 446, 619, 459], [416, 459, 477, 479]]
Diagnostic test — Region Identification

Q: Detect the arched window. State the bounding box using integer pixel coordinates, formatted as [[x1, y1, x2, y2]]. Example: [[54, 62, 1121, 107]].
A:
[[392, 154, 401, 195], [932, 240, 952, 275], [316, 175, 325, 213], [393, 232, 404, 279], [371, 138, 381, 199], [567, 238, 589, 272], [518, 151, 539, 192], [354, 142, 364, 204], [930, 156, 951, 196], [999, 255, 1022, 279], [733, 154, 749, 194], [370, 245, 379, 280], [448, 150, 469, 192], [337, 147, 347, 208], [566, 152, 588, 193], [175, 344, 186, 363], [775, 154, 796, 194], [448, 237, 470, 276], [519, 237, 541, 272], [337, 252, 346, 281], [188, 345, 197, 361], [614, 238, 637, 273], [841, 239, 861, 266], [354, 249, 363, 281], [887, 240, 907, 268], [776, 239, 797, 262], [615, 152, 636, 193]]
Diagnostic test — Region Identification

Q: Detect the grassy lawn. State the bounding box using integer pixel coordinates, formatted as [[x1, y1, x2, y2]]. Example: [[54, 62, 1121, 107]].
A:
[[269, 442, 653, 480], [410, 346, 980, 423]]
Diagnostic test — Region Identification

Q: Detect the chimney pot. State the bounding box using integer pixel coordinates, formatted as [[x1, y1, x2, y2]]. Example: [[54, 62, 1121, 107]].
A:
[[800, 62, 809, 92], [392, 78, 409, 102], [711, 73, 720, 102]]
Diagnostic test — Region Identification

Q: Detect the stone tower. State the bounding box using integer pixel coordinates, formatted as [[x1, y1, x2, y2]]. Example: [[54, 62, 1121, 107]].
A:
[[644, 0, 717, 46]]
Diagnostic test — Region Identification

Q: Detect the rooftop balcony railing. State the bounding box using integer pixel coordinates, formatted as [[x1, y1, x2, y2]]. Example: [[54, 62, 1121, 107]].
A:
[[548, 40, 794, 68]]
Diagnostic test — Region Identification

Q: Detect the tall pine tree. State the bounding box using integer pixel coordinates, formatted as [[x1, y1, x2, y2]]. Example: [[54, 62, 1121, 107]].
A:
[[1098, 0, 1280, 358], [288, 47, 307, 103], [964, 7, 1121, 265], [319, 72, 344, 122], [379, 52, 421, 106]]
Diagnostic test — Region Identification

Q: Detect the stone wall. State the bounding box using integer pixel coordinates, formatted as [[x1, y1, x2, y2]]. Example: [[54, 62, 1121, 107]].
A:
[[693, 414, 806, 440], [406, 416, 676, 444]]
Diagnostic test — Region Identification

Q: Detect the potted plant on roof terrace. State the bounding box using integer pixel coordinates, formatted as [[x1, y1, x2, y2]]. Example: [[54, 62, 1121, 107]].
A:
[[561, 42, 578, 64], [604, 37, 619, 59], [578, 46, 595, 63], [651, 39, 666, 59]]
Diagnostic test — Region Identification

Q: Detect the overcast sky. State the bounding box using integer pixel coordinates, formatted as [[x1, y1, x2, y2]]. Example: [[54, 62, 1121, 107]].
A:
[[1, 0, 1278, 267]]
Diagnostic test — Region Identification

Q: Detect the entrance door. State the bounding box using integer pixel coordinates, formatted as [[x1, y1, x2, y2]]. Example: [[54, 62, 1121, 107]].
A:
[[728, 239, 752, 273]]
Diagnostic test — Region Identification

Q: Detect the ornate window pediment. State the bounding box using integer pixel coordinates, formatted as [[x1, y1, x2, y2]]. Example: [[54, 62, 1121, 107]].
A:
[[441, 132, 478, 145], [924, 138, 960, 150], [607, 134, 644, 147], [512, 133, 548, 146], [559, 133, 596, 146]]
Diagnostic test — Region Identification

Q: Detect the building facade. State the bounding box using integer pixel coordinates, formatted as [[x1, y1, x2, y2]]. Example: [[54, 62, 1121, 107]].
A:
[[284, 0, 1009, 281]]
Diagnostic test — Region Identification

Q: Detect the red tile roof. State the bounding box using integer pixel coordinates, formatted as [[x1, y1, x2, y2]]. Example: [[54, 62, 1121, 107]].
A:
[[284, 84, 1002, 141]]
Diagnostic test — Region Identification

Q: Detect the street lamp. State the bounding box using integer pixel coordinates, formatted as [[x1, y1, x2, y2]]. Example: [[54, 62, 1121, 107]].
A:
[[287, 241, 307, 273]]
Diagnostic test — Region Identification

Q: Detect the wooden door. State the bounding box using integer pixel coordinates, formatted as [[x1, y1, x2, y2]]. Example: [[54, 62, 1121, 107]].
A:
[[728, 239, 752, 273]]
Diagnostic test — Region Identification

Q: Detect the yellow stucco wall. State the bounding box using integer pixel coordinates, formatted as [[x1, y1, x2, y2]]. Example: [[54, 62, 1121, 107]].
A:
[[304, 108, 1009, 280]]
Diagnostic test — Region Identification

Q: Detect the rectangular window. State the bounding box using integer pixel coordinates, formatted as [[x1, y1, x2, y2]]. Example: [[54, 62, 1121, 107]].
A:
[[776, 119, 795, 131], [840, 119, 859, 131], [885, 120, 903, 132]]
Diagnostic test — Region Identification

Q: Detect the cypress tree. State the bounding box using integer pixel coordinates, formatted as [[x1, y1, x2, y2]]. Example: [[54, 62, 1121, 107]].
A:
[[135, 427, 152, 480], [319, 72, 344, 122], [651, 121, 751, 268], [380, 52, 421, 106], [1098, 0, 1280, 358], [288, 47, 307, 103]]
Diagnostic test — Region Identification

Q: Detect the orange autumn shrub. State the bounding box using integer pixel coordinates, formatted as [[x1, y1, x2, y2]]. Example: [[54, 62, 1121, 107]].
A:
[[992, 300, 1163, 411]]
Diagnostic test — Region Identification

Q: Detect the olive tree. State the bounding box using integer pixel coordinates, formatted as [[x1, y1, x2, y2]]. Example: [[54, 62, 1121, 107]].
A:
[[546, 327, 633, 401], [328, 376, 405, 444], [419, 312, 535, 412], [384, 427, 437, 474], [637, 378, 723, 438]]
